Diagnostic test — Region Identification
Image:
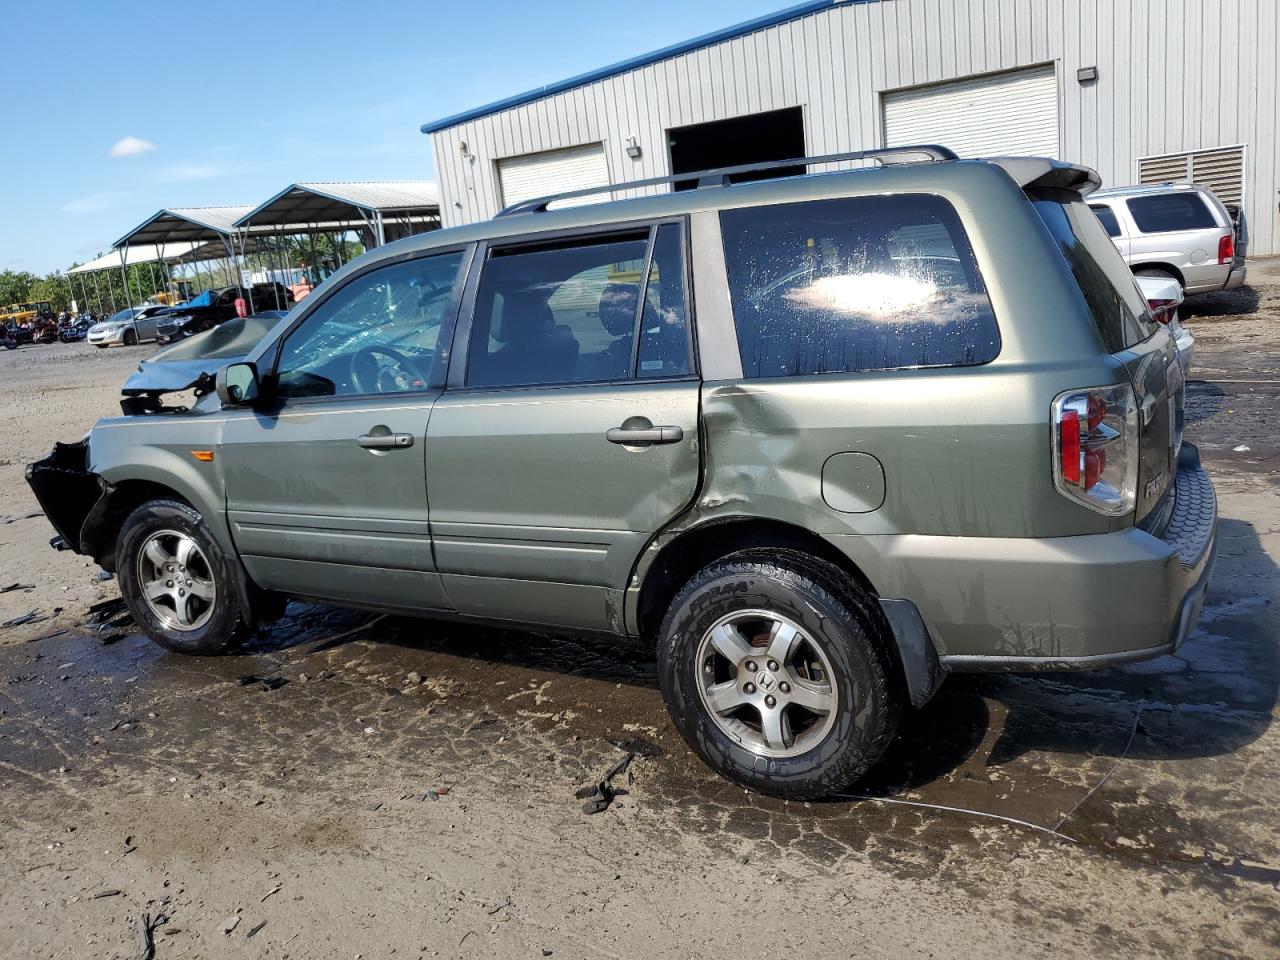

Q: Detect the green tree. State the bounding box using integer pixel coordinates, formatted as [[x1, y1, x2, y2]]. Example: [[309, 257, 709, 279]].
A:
[[0, 270, 39, 307], [28, 274, 73, 312]]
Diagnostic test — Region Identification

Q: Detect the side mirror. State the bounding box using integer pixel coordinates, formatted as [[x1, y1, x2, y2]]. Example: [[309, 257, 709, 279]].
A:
[[216, 362, 261, 406]]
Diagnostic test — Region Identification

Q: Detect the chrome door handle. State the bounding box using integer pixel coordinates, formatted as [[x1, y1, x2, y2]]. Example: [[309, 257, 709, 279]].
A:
[[606, 425, 684, 445], [358, 432, 414, 450]]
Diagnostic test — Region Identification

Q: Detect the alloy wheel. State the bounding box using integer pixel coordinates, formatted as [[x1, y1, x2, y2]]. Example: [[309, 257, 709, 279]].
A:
[[695, 609, 839, 759], [136, 530, 216, 631]]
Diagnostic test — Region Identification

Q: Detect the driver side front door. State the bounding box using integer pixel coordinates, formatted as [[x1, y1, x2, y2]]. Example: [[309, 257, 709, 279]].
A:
[[219, 247, 469, 611]]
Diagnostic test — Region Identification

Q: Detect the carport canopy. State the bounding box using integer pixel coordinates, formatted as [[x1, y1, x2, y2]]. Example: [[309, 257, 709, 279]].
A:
[[234, 180, 440, 231], [113, 205, 258, 248], [68, 241, 203, 274]]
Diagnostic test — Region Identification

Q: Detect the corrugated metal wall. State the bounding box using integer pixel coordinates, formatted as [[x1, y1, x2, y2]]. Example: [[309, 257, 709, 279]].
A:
[[429, 0, 1280, 255]]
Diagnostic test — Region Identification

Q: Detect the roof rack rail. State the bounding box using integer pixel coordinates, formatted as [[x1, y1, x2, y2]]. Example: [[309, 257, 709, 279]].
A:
[[494, 144, 958, 217]]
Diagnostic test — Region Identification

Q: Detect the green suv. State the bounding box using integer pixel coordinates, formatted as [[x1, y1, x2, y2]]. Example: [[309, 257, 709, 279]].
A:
[[28, 147, 1216, 799]]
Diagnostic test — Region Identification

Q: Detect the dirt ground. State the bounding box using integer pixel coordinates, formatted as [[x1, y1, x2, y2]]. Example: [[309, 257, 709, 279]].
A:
[[1, 280, 1278, 960]]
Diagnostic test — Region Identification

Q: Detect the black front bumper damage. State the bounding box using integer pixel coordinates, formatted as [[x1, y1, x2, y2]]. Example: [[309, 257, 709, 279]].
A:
[[26, 441, 111, 556]]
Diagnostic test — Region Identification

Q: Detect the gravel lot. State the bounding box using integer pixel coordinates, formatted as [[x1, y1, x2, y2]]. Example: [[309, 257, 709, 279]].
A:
[[1, 285, 1279, 959]]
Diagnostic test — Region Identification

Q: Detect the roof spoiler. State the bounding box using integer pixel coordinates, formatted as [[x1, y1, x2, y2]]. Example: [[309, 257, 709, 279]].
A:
[[988, 157, 1102, 197]]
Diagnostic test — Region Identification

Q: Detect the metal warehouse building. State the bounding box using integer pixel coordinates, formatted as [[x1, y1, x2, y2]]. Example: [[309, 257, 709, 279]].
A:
[[422, 0, 1280, 255]]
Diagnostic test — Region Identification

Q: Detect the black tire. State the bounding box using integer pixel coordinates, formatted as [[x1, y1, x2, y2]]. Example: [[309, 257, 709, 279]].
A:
[[115, 499, 252, 655], [122, 329, 137, 346], [657, 548, 901, 799]]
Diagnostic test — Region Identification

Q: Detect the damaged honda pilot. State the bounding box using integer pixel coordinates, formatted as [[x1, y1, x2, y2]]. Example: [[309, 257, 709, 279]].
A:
[[28, 147, 1217, 799]]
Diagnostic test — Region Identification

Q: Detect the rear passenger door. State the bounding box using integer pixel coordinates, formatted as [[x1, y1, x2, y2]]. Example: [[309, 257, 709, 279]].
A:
[[425, 221, 700, 632]]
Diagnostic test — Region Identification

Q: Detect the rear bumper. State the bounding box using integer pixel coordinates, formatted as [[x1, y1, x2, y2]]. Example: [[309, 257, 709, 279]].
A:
[[1224, 264, 1247, 290], [826, 448, 1217, 671]]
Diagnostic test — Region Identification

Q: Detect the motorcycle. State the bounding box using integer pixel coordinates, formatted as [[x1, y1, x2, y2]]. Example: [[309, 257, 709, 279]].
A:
[[59, 315, 93, 342], [2, 321, 35, 350], [31, 314, 61, 344]]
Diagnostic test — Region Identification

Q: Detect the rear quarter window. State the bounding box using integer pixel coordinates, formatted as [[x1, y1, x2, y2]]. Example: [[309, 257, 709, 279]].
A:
[[1125, 192, 1217, 233], [719, 194, 1000, 378], [1088, 203, 1123, 238], [1032, 195, 1155, 352]]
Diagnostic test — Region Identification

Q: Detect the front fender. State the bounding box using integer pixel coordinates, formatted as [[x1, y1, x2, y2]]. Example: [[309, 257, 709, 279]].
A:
[[93, 443, 232, 555]]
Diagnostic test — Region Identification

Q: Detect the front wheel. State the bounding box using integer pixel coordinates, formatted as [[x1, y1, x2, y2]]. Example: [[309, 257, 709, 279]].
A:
[[116, 499, 253, 655], [657, 549, 901, 799], [122, 329, 138, 346]]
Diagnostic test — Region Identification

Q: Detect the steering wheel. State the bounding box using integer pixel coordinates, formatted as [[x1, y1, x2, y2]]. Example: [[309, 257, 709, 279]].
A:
[[349, 345, 424, 394]]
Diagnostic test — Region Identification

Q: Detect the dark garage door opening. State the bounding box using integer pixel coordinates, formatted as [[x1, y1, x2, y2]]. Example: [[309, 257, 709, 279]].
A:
[[667, 106, 806, 190]]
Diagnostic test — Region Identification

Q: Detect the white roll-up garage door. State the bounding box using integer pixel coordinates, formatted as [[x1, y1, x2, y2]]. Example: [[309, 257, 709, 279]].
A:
[[882, 65, 1060, 158], [497, 142, 610, 209]]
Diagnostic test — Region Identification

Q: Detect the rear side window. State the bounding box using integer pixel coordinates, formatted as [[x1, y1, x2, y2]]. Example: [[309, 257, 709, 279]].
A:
[[1032, 195, 1155, 352], [719, 194, 1000, 378], [1125, 192, 1217, 233], [1089, 203, 1123, 238]]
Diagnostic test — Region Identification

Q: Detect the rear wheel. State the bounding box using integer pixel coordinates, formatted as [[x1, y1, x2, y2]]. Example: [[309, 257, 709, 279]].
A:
[[657, 549, 900, 799], [116, 499, 252, 655]]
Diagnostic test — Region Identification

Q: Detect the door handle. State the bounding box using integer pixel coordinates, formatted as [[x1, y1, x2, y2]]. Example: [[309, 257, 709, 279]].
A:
[[358, 432, 414, 450], [606, 425, 684, 445]]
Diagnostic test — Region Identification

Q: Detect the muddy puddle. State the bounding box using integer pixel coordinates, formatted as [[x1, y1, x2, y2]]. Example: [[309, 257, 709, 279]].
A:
[[4, 569, 1276, 899]]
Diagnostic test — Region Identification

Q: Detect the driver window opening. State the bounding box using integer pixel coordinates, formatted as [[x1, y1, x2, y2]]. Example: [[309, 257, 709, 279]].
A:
[[275, 251, 464, 399]]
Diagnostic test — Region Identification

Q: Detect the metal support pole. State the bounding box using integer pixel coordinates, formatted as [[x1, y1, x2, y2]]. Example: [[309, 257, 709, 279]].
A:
[[120, 246, 134, 311]]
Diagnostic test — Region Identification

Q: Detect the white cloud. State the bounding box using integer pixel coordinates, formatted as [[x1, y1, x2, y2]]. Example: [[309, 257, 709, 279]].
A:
[[108, 135, 157, 158]]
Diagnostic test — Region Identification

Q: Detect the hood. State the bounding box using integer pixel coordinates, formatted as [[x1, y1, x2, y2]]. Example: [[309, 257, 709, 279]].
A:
[[121, 314, 280, 396]]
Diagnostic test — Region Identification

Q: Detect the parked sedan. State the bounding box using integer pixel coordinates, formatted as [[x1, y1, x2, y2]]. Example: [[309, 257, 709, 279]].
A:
[[1135, 274, 1194, 374], [87, 305, 172, 347]]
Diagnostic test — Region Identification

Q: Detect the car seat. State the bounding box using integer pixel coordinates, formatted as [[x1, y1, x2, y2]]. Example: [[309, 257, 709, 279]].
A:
[[476, 288, 579, 386]]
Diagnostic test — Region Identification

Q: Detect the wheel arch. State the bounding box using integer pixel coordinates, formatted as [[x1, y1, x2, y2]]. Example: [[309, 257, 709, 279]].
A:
[[634, 516, 881, 638], [633, 516, 945, 709], [88, 451, 230, 568], [1132, 263, 1186, 287]]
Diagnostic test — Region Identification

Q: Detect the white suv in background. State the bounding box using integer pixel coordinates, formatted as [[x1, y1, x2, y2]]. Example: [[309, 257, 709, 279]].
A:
[[1089, 183, 1246, 295]]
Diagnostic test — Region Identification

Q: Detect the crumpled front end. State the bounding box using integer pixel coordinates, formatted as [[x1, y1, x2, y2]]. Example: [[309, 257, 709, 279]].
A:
[[25, 440, 111, 555]]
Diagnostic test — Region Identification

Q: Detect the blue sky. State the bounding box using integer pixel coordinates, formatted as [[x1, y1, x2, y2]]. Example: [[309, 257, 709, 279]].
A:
[[0, 0, 783, 275]]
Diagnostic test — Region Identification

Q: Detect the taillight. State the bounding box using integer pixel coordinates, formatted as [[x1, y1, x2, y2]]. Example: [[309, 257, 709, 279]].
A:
[[1146, 298, 1178, 324], [1218, 233, 1234, 264], [1052, 384, 1138, 515]]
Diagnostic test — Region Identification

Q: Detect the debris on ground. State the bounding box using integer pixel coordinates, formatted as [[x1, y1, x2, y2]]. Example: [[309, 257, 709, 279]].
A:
[[85, 598, 134, 635], [133, 911, 166, 960], [260, 884, 282, 903], [236, 675, 288, 691], [91, 888, 122, 899], [2, 611, 47, 630], [221, 915, 240, 935], [404, 671, 422, 685], [0, 582, 34, 594], [122, 836, 137, 855], [0, 510, 44, 525], [605, 737, 662, 758], [575, 752, 636, 815], [247, 920, 267, 938]]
